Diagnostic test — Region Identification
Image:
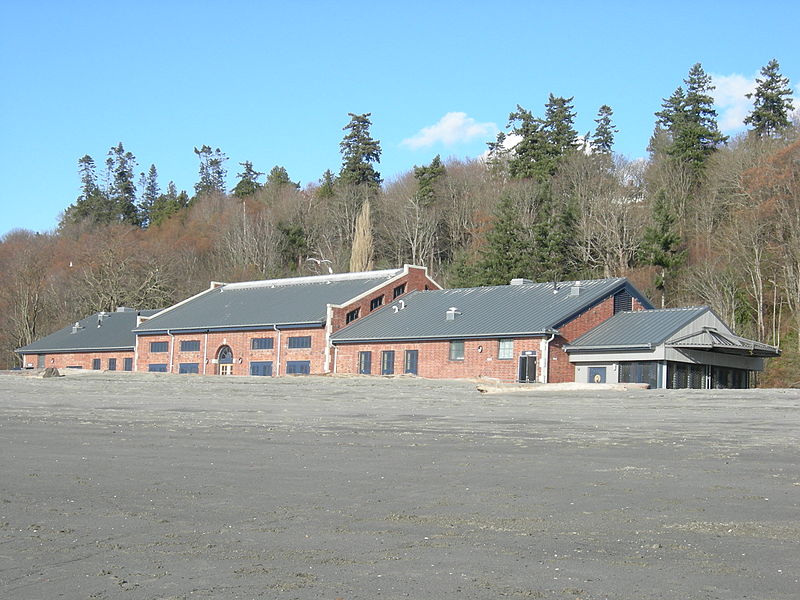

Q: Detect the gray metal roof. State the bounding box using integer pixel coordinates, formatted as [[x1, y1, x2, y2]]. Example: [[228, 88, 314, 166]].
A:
[[332, 278, 649, 342], [667, 327, 780, 357], [135, 269, 405, 332], [16, 309, 161, 354], [565, 306, 710, 350]]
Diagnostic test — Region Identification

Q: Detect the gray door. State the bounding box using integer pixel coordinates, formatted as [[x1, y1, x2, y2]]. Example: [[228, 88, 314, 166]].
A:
[[518, 355, 537, 383]]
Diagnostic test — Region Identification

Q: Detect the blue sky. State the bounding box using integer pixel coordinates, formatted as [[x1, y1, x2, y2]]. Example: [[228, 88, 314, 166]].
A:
[[1, 0, 798, 236]]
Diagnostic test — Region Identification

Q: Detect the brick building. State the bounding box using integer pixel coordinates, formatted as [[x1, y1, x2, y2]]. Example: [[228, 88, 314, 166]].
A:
[[330, 278, 652, 383], [132, 265, 439, 376], [16, 307, 160, 371], [16, 267, 778, 388]]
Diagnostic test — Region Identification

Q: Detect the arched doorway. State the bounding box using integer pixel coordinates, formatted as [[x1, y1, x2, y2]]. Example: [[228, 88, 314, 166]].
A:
[[217, 345, 234, 375]]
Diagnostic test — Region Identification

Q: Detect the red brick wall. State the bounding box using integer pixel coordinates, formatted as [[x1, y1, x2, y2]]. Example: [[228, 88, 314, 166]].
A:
[[547, 293, 648, 383], [334, 337, 544, 382], [21, 351, 134, 371], [334, 290, 649, 383], [330, 266, 439, 333], [135, 326, 326, 375]]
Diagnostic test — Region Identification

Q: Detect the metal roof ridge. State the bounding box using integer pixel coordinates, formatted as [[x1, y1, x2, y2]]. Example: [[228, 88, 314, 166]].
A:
[[223, 268, 403, 290]]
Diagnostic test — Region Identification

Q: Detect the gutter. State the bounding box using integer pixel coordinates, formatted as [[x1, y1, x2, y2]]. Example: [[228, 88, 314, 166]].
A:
[[563, 343, 654, 353], [274, 324, 281, 377]]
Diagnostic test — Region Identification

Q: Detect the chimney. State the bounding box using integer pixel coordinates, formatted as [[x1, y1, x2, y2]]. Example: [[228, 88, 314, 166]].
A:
[[569, 281, 582, 297], [446, 307, 461, 321], [71, 322, 82, 334]]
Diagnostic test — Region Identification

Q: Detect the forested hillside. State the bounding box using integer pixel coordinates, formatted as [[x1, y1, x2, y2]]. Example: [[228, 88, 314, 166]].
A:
[[2, 61, 798, 385]]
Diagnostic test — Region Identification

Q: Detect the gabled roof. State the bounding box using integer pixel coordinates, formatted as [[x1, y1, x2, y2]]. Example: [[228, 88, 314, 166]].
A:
[[667, 327, 780, 357], [565, 306, 708, 351], [332, 278, 650, 342], [135, 268, 406, 333], [16, 308, 161, 354]]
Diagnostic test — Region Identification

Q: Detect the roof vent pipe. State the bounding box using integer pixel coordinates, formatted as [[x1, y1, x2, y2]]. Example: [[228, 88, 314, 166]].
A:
[[399, 300, 405, 310]]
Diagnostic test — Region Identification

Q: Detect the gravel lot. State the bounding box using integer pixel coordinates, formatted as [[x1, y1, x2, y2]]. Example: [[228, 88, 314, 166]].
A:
[[1, 372, 798, 599]]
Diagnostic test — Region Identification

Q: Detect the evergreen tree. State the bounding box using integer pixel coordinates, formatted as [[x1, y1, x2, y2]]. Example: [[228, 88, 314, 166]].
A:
[[106, 142, 139, 225], [137, 164, 160, 227], [232, 161, 263, 198], [475, 195, 533, 285], [60, 155, 114, 227], [150, 182, 189, 226], [265, 165, 299, 188], [339, 113, 382, 188], [638, 190, 687, 307], [655, 63, 728, 171], [277, 222, 309, 271], [316, 169, 336, 199], [499, 95, 579, 183], [592, 105, 617, 154], [530, 191, 578, 282], [194, 145, 228, 196], [543, 94, 579, 158], [744, 59, 795, 137], [503, 105, 551, 181], [413, 155, 445, 205]]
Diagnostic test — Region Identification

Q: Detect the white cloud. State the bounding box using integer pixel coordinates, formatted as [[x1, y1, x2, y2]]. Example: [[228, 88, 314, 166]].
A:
[[711, 73, 756, 132], [401, 112, 497, 149]]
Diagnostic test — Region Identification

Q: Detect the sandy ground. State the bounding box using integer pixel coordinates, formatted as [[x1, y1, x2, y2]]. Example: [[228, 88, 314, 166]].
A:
[[0, 372, 798, 600]]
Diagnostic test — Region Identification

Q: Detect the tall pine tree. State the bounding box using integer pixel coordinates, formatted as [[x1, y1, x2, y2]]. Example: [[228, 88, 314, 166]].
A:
[[106, 142, 139, 225], [339, 113, 382, 188], [194, 145, 228, 197], [232, 161, 263, 198], [655, 63, 727, 172], [592, 105, 617, 154], [744, 59, 795, 137]]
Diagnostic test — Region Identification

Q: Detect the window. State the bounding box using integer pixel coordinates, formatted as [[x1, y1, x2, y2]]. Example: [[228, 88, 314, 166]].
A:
[[393, 283, 406, 298], [37, 354, 45, 368], [180, 340, 200, 352], [251, 337, 274, 350], [613, 290, 632, 314], [619, 361, 659, 389], [381, 350, 395, 375], [92, 358, 101, 370], [286, 360, 311, 375], [250, 361, 273, 376], [108, 358, 117, 371], [346, 308, 360, 324], [370, 295, 384, 311], [449, 340, 465, 361], [148, 364, 168, 372], [150, 341, 168, 353], [498, 339, 514, 360], [404, 350, 418, 375], [287, 336, 312, 349], [123, 357, 133, 371], [179, 363, 199, 374], [358, 351, 372, 374]]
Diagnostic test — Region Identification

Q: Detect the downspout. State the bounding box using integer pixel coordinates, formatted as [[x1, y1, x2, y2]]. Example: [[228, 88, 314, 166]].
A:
[[202, 331, 209, 375], [333, 343, 339, 374], [541, 331, 556, 383], [274, 324, 281, 377], [324, 304, 333, 374], [133, 334, 139, 372], [167, 330, 174, 373]]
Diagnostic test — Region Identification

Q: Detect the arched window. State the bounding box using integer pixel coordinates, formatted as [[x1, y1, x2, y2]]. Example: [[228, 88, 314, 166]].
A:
[[217, 345, 233, 363]]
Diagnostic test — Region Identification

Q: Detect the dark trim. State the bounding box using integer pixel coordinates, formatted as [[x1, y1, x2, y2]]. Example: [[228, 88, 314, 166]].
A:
[[135, 322, 324, 335], [332, 332, 550, 345], [16, 347, 133, 354]]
